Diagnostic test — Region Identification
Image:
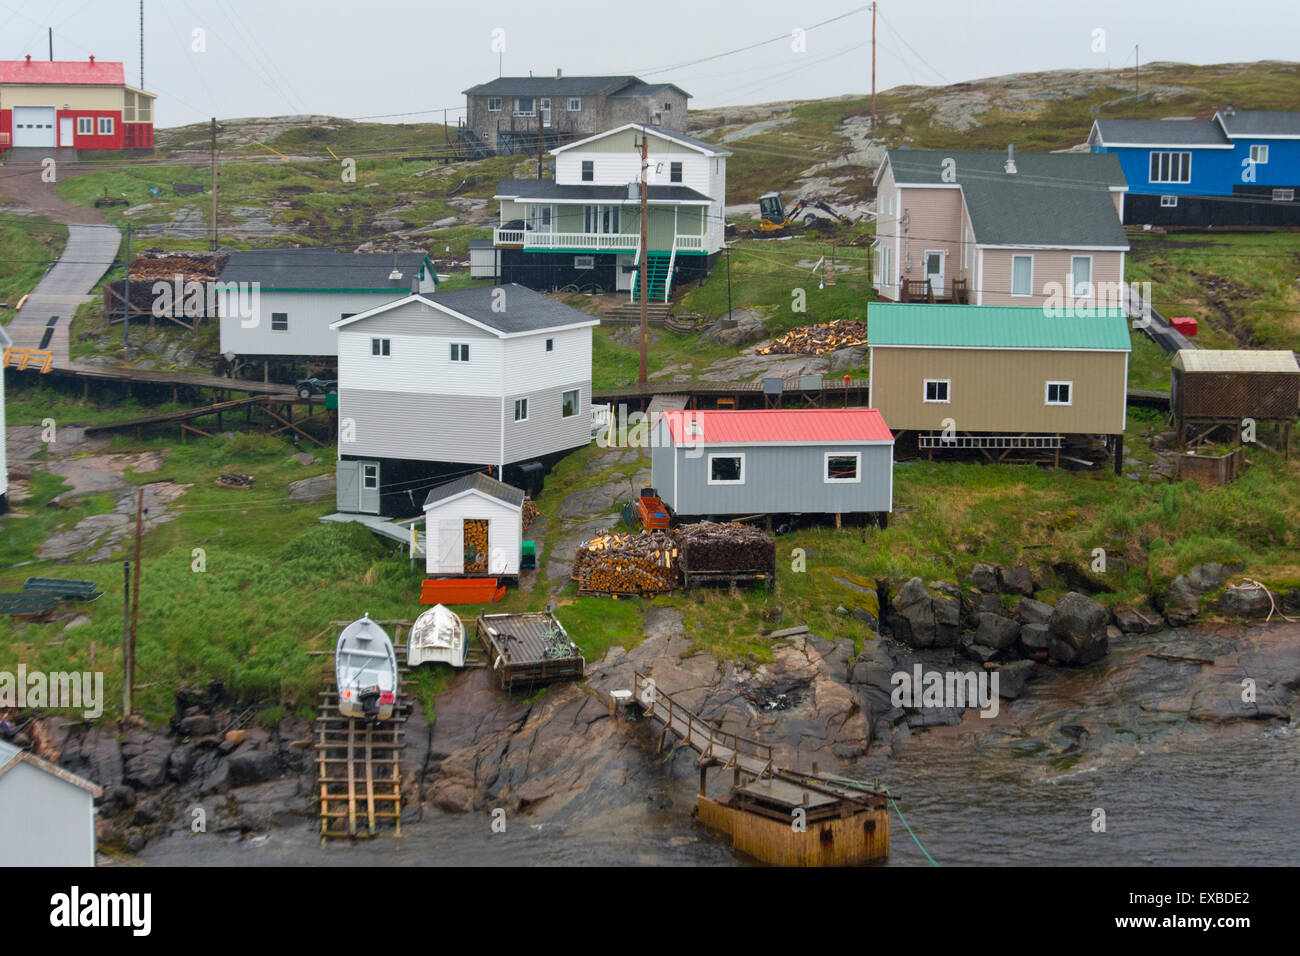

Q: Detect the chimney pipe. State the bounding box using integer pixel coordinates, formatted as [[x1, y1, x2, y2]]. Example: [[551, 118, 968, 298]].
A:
[[1004, 143, 1017, 174], [556, 68, 562, 78], [89, 54, 95, 65]]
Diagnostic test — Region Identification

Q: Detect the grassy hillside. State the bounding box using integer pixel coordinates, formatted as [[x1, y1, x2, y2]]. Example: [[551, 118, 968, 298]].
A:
[[0, 212, 66, 313]]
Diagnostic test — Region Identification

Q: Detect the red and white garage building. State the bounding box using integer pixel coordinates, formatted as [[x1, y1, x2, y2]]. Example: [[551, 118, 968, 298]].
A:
[[0, 55, 156, 152]]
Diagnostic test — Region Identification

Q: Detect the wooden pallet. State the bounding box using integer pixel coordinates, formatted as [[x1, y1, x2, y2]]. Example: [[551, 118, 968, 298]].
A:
[[314, 683, 409, 842]]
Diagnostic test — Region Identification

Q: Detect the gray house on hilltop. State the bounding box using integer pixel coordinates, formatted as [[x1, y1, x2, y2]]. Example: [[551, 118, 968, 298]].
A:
[[462, 73, 689, 155]]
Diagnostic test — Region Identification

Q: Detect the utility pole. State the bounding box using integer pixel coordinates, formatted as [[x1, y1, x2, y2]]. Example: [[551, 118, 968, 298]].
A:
[[122, 223, 131, 348], [536, 100, 544, 179], [1135, 45, 1139, 94], [209, 117, 218, 251], [725, 243, 732, 319], [122, 561, 131, 717], [129, 489, 143, 714], [48, 27, 52, 61], [139, 0, 144, 88], [638, 132, 649, 384], [871, 3, 878, 130]]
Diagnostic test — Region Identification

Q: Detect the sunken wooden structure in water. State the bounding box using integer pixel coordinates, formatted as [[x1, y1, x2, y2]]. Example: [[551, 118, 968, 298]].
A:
[[631, 672, 890, 866]]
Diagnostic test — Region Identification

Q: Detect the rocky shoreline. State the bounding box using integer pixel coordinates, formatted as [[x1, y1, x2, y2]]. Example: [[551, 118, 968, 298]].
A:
[[9, 557, 1298, 859]]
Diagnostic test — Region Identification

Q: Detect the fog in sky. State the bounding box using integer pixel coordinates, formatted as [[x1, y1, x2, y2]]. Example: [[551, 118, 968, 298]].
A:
[[2, 0, 1294, 128]]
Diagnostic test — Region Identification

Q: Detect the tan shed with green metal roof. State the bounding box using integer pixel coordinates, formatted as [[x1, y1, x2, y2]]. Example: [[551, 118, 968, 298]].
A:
[[868, 303, 1131, 469]]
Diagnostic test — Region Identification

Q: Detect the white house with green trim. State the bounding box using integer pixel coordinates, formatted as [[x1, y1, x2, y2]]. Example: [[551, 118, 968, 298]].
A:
[[217, 248, 437, 362], [492, 123, 728, 301]]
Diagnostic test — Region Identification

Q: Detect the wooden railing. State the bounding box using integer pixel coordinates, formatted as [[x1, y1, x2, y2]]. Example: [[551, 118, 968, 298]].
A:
[[633, 671, 774, 775], [3, 347, 54, 373]]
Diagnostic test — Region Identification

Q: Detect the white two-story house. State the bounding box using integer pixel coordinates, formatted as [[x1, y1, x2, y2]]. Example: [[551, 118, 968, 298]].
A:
[[492, 123, 729, 302], [217, 248, 437, 369], [331, 284, 598, 517]]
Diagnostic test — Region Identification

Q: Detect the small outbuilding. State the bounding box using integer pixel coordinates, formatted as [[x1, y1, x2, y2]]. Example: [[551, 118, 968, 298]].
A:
[[468, 239, 499, 279], [0, 739, 103, 866], [422, 472, 525, 577], [1171, 349, 1299, 456], [651, 408, 894, 521]]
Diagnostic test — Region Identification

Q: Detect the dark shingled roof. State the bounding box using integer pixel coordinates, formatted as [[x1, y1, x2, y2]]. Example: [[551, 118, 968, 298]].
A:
[[1092, 118, 1232, 147], [465, 75, 639, 96], [886, 149, 1128, 248], [494, 177, 711, 203], [219, 248, 431, 290], [423, 472, 526, 509], [423, 283, 598, 335], [609, 81, 690, 99], [1216, 109, 1300, 138]]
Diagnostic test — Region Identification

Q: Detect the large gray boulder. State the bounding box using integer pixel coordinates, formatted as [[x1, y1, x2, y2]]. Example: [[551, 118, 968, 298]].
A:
[[1019, 622, 1050, 654], [1001, 566, 1035, 597], [965, 563, 1001, 592], [1162, 575, 1201, 626], [1016, 598, 1054, 626], [975, 612, 1021, 651], [890, 577, 960, 648], [1218, 584, 1272, 619], [997, 660, 1039, 699], [1047, 592, 1109, 665]]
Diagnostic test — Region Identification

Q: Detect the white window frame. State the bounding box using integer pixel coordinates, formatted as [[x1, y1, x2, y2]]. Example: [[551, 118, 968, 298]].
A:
[[824, 452, 861, 484], [98, 116, 114, 135], [1045, 381, 1073, 406], [450, 342, 470, 362], [1010, 254, 1033, 297], [513, 97, 535, 116], [361, 464, 379, 490], [567, 97, 581, 111], [1160, 195, 1178, 208], [1250, 144, 1269, 164], [1149, 150, 1191, 184], [545, 338, 554, 352], [271, 312, 289, 333], [1070, 255, 1093, 299], [77, 116, 93, 135], [581, 160, 594, 182], [487, 97, 502, 112], [514, 398, 529, 422], [1272, 188, 1294, 202], [561, 388, 580, 418], [707, 453, 746, 485], [923, 379, 951, 404], [574, 255, 594, 269], [670, 161, 683, 183], [371, 337, 390, 356]]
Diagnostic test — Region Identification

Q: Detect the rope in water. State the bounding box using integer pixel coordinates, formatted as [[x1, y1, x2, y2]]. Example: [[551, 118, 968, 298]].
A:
[[881, 786, 939, 866]]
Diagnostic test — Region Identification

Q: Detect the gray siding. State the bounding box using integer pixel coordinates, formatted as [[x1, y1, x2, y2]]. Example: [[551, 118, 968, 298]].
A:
[[502, 380, 593, 462], [662, 443, 893, 516], [650, 438, 675, 504], [344, 299, 498, 338], [0, 763, 95, 866], [340, 389, 503, 465]]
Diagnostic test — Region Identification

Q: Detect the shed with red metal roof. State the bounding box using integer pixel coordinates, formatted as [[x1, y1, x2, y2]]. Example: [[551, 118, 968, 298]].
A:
[[650, 408, 894, 520], [0, 55, 156, 152]]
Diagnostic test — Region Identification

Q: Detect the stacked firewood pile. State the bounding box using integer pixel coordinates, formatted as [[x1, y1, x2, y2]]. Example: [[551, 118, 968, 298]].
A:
[[674, 521, 776, 573], [573, 529, 679, 595], [757, 319, 868, 356], [521, 497, 539, 532], [464, 521, 489, 572], [127, 251, 229, 281]]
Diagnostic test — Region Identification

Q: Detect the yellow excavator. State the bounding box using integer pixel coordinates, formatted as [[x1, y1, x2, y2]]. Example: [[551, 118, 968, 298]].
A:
[[757, 192, 855, 232]]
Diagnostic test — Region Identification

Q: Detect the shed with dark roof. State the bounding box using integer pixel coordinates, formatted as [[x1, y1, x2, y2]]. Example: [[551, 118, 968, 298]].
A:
[[421, 472, 526, 576]]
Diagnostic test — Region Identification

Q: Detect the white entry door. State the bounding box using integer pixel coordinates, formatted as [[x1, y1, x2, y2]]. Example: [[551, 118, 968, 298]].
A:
[[13, 106, 56, 147], [616, 254, 634, 292], [924, 250, 945, 298], [59, 117, 74, 146], [540, 97, 552, 128]]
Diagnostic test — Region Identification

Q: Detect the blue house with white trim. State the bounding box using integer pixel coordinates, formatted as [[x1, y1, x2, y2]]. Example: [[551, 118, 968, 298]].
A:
[[1089, 107, 1300, 226]]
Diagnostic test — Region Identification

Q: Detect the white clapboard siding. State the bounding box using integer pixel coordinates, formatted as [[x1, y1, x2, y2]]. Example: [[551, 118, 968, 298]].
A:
[[501, 326, 592, 390], [219, 289, 422, 357], [423, 491, 522, 575], [338, 331, 506, 396]]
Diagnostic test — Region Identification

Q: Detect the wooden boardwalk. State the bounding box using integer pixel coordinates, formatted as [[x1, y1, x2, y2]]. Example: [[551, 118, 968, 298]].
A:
[[633, 672, 774, 779]]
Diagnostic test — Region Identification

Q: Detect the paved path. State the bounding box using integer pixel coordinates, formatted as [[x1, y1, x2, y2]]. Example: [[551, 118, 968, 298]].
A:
[[1, 155, 120, 365], [7, 224, 121, 362]]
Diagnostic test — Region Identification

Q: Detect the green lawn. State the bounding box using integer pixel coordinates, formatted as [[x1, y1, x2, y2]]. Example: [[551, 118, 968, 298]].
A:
[[0, 213, 67, 313]]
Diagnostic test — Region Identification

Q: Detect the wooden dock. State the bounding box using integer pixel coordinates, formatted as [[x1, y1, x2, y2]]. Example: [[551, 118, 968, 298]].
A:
[[314, 684, 408, 842]]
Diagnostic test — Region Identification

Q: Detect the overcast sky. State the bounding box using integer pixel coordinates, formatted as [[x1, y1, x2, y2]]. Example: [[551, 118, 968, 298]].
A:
[[3, 0, 1295, 128]]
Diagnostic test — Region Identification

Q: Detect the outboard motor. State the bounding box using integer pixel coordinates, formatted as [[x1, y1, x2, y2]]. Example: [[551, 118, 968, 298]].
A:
[[358, 684, 382, 725]]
